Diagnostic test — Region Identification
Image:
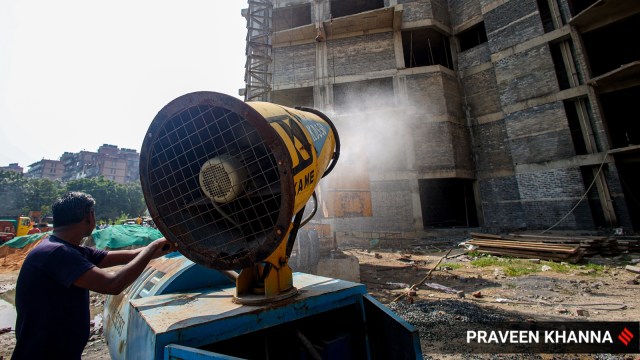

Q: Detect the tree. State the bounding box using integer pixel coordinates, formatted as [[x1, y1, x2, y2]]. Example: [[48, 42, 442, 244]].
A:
[[65, 177, 146, 222], [0, 171, 28, 215], [21, 178, 64, 215], [0, 173, 146, 223]]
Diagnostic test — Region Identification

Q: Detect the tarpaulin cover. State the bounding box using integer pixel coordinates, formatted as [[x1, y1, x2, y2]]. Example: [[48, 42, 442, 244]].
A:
[[0, 225, 163, 250], [91, 225, 163, 249], [1, 232, 51, 248]]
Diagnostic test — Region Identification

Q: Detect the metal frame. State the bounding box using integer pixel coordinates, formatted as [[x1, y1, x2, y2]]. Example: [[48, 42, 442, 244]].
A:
[[244, 0, 273, 102]]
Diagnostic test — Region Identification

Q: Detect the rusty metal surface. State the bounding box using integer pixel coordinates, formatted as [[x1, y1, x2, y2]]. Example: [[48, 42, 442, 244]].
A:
[[129, 272, 365, 334]]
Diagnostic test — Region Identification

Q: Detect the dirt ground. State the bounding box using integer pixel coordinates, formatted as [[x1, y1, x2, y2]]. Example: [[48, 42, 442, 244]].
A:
[[1, 246, 639, 359]]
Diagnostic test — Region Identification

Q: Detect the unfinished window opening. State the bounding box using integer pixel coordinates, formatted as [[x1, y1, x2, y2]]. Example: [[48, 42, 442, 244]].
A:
[[274, 4, 312, 32], [564, 100, 588, 155], [582, 13, 640, 77], [579, 167, 608, 229], [330, 0, 384, 19], [272, 87, 314, 108], [419, 179, 479, 228], [550, 42, 571, 90], [333, 78, 395, 112], [537, 0, 555, 32], [402, 29, 453, 69], [567, 0, 598, 16], [600, 85, 640, 149], [616, 161, 640, 231], [457, 22, 488, 52]]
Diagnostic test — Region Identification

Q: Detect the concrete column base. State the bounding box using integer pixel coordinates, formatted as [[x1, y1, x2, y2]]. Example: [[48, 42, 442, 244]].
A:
[[316, 254, 361, 283]]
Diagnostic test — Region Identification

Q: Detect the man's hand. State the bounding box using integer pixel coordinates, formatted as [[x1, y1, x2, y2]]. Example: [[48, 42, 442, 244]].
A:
[[149, 237, 178, 258]]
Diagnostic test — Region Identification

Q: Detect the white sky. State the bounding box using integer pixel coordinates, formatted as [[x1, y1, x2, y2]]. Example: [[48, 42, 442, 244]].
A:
[[0, 1, 248, 169]]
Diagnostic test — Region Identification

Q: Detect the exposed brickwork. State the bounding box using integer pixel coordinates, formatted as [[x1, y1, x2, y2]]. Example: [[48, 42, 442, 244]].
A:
[[479, 176, 527, 231], [406, 72, 447, 115], [412, 121, 457, 172], [494, 44, 558, 106], [399, 0, 449, 25], [460, 67, 502, 117], [331, 33, 396, 77], [457, 43, 491, 70], [273, 43, 316, 86], [473, 119, 514, 172], [483, 0, 544, 53], [370, 180, 415, 230], [449, 0, 482, 28]]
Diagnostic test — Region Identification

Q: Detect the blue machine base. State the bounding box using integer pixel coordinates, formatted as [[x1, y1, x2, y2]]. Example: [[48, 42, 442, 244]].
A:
[[104, 255, 422, 360]]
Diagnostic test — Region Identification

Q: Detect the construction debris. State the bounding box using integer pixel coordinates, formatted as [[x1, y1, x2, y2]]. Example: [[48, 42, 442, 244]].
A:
[[625, 265, 640, 274]]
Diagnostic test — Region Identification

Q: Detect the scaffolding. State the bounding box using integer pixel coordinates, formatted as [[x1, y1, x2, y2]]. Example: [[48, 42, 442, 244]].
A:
[[244, 0, 273, 102]]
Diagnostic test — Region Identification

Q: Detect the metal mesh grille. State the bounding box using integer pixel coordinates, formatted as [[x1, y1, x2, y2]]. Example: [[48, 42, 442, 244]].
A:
[[143, 103, 285, 270]]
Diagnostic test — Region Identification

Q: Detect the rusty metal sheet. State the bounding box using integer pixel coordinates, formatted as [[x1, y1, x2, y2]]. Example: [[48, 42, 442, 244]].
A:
[[323, 191, 373, 218]]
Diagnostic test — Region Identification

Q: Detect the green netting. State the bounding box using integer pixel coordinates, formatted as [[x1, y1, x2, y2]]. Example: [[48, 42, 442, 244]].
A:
[[1, 232, 51, 248], [91, 225, 164, 250]]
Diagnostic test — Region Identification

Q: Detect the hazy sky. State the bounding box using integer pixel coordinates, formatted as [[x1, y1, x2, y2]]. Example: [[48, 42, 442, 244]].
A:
[[0, 0, 248, 169]]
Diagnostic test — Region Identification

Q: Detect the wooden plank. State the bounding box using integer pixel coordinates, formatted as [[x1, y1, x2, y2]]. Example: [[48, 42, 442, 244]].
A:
[[468, 239, 580, 250], [468, 240, 579, 254], [625, 265, 640, 274], [477, 249, 583, 264]]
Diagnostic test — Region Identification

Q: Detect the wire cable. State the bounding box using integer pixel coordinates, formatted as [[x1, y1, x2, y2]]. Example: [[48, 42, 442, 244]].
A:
[[540, 150, 610, 234]]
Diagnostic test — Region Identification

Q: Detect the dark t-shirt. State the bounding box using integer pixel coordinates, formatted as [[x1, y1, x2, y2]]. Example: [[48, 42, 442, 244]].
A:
[[12, 235, 107, 360]]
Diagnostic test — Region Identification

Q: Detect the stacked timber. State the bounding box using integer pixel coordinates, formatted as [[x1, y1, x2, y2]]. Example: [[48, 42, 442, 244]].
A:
[[499, 233, 612, 256], [616, 236, 640, 253], [466, 233, 586, 263]]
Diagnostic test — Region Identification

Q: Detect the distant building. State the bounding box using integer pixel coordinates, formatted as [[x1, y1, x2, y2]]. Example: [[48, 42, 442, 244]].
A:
[[60, 144, 140, 184], [0, 163, 23, 174], [26, 159, 64, 180]]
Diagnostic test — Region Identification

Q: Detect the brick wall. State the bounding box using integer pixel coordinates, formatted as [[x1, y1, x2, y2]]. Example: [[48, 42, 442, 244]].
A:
[[457, 43, 491, 70], [494, 44, 558, 106], [479, 175, 526, 231], [460, 67, 502, 117], [473, 119, 514, 172], [483, 0, 544, 53], [449, 0, 482, 28], [330, 32, 396, 77], [506, 103, 575, 164], [516, 167, 594, 229], [273, 43, 316, 86]]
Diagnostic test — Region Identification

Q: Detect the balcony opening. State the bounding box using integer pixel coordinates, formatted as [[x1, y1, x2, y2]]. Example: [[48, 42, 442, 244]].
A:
[[457, 22, 488, 52], [402, 29, 453, 69], [550, 42, 571, 90], [330, 0, 384, 19], [419, 178, 479, 228], [272, 87, 314, 108], [567, 0, 598, 16], [582, 13, 640, 77], [600, 85, 640, 149], [563, 100, 588, 155], [537, 0, 555, 32], [274, 4, 312, 32]]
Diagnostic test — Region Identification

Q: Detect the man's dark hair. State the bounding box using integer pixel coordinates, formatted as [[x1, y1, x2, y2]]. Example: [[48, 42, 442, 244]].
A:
[[52, 192, 96, 227]]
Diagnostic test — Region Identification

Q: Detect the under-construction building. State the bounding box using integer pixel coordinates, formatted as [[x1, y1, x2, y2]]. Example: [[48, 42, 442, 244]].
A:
[[243, 0, 640, 234]]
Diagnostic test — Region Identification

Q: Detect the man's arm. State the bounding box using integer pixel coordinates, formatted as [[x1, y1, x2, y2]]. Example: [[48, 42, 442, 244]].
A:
[[97, 248, 143, 268], [73, 238, 175, 295], [97, 238, 176, 268]]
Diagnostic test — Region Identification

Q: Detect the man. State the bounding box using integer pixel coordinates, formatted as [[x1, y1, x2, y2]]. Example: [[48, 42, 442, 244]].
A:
[[27, 224, 41, 234], [12, 191, 176, 359]]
